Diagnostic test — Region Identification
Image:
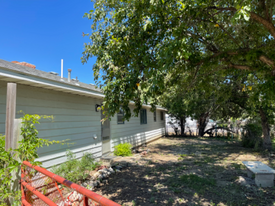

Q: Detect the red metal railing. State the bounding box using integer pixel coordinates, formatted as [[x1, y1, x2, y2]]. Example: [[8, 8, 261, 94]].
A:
[[21, 161, 121, 206]]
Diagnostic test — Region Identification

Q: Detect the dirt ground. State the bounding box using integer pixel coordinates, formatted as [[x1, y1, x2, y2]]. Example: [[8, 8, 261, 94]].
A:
[[93, 137, 275, 206]]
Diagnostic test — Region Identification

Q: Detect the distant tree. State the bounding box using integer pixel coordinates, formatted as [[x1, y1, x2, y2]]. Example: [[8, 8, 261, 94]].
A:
[[160, 73, 246, 137]]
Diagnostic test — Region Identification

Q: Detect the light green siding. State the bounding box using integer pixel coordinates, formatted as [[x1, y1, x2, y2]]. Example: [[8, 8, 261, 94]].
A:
[[1, 82, 102, 168], [0, 81, 165, 168], [110, 106, 165, 151]]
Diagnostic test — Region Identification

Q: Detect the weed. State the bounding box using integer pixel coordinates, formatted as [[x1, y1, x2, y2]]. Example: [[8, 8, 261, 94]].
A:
[[150, 197, 155, 203], [114, 143, 132, 156], [203, 156, 214, 163], [148, 160, 153, 164], [173, 188, 182, 194], [231, 163, 242, 169], [51, 150, 100, 183], [86, 184, 93, 190], [168, 198, 174, 204], [41, 187, 47, 195], [179, 174, 216, 194], [210, 201, 216, 206], [178, 198, 185, 203]]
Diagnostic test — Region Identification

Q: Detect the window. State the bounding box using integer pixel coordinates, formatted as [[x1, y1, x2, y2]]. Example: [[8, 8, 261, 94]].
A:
[[140, 109, 147, 124], [117, 107, 124, 124], [161, 111, 164, 121], [154, 111, 156, 122]]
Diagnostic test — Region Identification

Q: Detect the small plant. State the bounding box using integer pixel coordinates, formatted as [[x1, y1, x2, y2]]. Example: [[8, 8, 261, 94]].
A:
[[0, 113, 65, 206], [41, 187, 47, 195], [210, 201, 216, 206], [232, 163, 242, 170], [114, 143, 132, 156], [168, 198, 174, 204], [51, 150, 100, 183], [150, 197, 155, 203]]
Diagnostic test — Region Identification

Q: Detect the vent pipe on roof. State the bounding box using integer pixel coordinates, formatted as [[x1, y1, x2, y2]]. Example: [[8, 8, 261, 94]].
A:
[[61, 59, 64, 79], [68, 69, 72, 82]]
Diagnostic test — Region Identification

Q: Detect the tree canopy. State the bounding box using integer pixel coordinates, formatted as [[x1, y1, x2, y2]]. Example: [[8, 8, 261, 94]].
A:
[[83, 0, 275, 115], [82, 0, 275, 148]]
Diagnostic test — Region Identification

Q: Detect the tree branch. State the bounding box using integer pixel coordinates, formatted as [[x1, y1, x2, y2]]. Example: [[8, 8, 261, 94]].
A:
[[217, 23, 242, 48], [228, 63, 251, 70], [194, 49, 249, 66], [259, 55, 275, 68], [185, 32, 219, 53], [250, 11, 275, 39], [208, 6, 275, 40], [207, 6, 237, 12]]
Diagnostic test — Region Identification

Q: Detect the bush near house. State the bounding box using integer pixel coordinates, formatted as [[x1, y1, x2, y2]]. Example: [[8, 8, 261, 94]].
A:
[[51, 150, 100, 183], [114, 143, 132, 156], [0, 113, 63, 206]]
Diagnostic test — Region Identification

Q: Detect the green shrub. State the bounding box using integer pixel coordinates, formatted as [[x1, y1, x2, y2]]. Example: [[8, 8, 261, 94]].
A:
[[51, 150, 100, 183], [1, 113, 64, 206], [114, 143, 132, 156]]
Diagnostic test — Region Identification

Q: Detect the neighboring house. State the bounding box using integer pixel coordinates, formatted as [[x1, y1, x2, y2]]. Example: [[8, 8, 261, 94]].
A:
[[0, 59, 166, 168]]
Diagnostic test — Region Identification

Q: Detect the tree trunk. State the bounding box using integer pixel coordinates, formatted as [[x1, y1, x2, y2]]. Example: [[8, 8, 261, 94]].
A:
[[180, 117, 185, 136], [259, 108, 272, 150], [198, 113, 209, 137]]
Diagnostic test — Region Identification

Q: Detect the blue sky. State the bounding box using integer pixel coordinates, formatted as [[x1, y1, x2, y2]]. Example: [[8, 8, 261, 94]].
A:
[[0, 0, 97, 84]]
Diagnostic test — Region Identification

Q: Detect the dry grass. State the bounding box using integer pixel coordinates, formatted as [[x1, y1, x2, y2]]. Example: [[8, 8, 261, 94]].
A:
[[93, 137, 275, 206]]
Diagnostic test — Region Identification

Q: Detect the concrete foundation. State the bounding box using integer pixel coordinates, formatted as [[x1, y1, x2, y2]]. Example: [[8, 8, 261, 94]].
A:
[[255, 174, 274, 187], [247, 169, 254, 178]]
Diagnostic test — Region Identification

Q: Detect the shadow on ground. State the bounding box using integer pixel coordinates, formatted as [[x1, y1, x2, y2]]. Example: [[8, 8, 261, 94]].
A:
[[94, 137, 275, 206]]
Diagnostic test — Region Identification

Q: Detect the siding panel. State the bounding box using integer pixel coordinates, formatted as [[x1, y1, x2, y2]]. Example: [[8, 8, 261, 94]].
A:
[[15, 84, 102, 168], [110, 107, 165, 151]]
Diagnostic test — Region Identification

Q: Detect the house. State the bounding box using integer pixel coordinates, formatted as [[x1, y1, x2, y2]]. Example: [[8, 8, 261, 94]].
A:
[[0, 59, 166, 168]]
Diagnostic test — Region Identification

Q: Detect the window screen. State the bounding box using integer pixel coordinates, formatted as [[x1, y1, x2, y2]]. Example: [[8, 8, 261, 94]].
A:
[[161, 111, 164, 121], [140, 109, 147, 124], [117, 107, 124, 124]]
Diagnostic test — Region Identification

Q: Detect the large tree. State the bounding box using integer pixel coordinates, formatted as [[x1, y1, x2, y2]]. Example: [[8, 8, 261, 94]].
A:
[[82, 0, 275, 147]]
